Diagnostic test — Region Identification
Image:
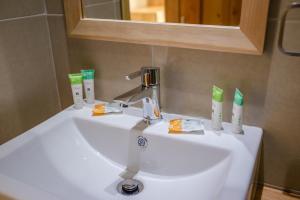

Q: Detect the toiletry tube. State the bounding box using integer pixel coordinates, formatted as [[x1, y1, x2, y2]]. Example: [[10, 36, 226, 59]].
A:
[[231, 89, 244, 134], [81, 69, 95, 104], [212, 86, 224, 131], [68, 73, 84, 109]]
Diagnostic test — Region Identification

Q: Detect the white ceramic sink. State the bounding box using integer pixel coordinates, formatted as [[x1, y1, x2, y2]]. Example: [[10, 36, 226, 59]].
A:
[[0, 102, 262, 200]]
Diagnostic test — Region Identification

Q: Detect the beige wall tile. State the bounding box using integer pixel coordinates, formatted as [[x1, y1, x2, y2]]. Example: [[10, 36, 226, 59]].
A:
[[262, 20, 300, 190], [84, 2, 121, 19], [286, 6, 300, 21], [282, 21, 300, 53], [47, 16, 72, 108], [0, 16, 60, 144], [152, 46, 271, 126], [67, 39, 152, 102], [151, 19, 277, 126], [45, 0, 64, 14], [0, 0, 45, 20], [269, 0, 300, 20]]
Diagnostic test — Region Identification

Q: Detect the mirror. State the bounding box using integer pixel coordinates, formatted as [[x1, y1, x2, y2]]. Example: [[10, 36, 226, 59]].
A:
[[82, 0, 242, 26], [64, 0, 270, 55]]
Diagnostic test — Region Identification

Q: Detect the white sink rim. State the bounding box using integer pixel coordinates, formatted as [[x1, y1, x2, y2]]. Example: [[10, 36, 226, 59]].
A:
[[0, 101, 263, 200]]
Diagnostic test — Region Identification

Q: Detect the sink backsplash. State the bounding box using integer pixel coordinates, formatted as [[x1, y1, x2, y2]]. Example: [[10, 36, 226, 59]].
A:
[[69, 41, 270, 127]]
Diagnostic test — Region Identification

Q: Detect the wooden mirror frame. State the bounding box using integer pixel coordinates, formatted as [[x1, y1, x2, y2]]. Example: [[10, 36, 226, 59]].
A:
[[63, 0, 269, 55]]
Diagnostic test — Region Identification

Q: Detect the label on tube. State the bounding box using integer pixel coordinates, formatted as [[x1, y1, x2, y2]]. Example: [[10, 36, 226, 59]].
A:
[[81, 69, 95, 104], [231, 89, 244, 134], [212, 86, 224, 131], [68, 73, 83, 109]]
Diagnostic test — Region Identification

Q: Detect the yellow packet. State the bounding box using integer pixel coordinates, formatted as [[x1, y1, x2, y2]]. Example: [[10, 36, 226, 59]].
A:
[[169, 119, 204, 134], [92, 103, 122, 116]]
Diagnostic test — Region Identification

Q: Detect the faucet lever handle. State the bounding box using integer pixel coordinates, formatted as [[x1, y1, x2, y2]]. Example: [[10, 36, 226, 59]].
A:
[[125, 70, 141, 80]]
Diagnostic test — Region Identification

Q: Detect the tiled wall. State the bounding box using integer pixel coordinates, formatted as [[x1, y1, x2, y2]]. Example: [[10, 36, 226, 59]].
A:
[[263, 1, 300, 189], [0, 0, 299, 193], [0, 0, 61, 143]]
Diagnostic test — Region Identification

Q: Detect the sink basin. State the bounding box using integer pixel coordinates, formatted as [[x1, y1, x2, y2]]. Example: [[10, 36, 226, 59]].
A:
[[0, 102, 262, 200]]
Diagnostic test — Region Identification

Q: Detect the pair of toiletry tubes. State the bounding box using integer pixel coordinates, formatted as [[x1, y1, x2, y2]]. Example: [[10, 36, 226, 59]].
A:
[[68, 72, 243, 134], [212, 86, 244, 134], [68, 69, 95, 109]]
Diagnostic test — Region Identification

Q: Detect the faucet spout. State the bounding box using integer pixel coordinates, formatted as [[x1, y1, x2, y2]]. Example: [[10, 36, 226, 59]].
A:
[[113, 86, 146, 105], [113, 86, 154, 106], [113, 67, 162, 124]]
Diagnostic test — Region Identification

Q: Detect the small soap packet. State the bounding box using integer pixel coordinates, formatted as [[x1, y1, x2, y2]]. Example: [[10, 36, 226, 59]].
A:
[[168, 119, 205, 135], [92, 103, 122, 116]]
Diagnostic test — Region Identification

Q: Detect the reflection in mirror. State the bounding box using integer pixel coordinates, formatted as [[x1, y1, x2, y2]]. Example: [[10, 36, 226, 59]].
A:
[[83, 0, 242, 26]]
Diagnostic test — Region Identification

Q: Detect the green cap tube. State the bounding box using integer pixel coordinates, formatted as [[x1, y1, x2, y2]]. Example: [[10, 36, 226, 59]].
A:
[[212, 85, 224, 102], [68, 73, 83, 85], [234, 88, 244, 106], [81, 69, 95, 80]]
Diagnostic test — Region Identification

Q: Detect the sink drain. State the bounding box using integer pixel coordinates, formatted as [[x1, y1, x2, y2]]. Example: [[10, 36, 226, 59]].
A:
[[117, 179, 144, 195]]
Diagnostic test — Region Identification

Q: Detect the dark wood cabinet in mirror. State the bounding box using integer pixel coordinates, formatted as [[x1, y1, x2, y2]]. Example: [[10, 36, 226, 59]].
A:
[[82, 0, 242, 26]]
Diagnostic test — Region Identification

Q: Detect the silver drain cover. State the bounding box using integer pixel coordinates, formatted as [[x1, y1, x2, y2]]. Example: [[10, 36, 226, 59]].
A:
[[117, 179, 144, 195]]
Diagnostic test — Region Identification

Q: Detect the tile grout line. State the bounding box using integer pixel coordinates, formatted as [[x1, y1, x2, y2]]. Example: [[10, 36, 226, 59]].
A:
[[0, 14, 63, 24], [47, 14, 64, 17], [45, 17, 63, 110], [42, 0, 47, 14], [151, 46, 154, 67], [43, 0, 63, 110], [0, 13, 47, 23]]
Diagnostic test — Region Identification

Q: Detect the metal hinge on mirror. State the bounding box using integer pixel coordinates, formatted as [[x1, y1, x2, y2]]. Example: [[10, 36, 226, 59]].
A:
[[278, 2, 300, 56]]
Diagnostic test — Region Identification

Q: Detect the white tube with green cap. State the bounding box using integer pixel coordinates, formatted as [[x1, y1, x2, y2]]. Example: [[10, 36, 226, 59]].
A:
[[81, 69, 95, 104], [68, 73, 84, 109], [231, 88, 244, 134], [212, 86, 224, 131]]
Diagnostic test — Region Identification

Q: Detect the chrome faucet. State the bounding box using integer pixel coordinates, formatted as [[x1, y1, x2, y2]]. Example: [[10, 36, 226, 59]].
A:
[[114, 67, 162, 124]]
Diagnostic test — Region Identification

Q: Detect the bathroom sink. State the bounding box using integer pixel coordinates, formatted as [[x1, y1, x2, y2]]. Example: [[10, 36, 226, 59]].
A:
[[0, 102, 262, 200]]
